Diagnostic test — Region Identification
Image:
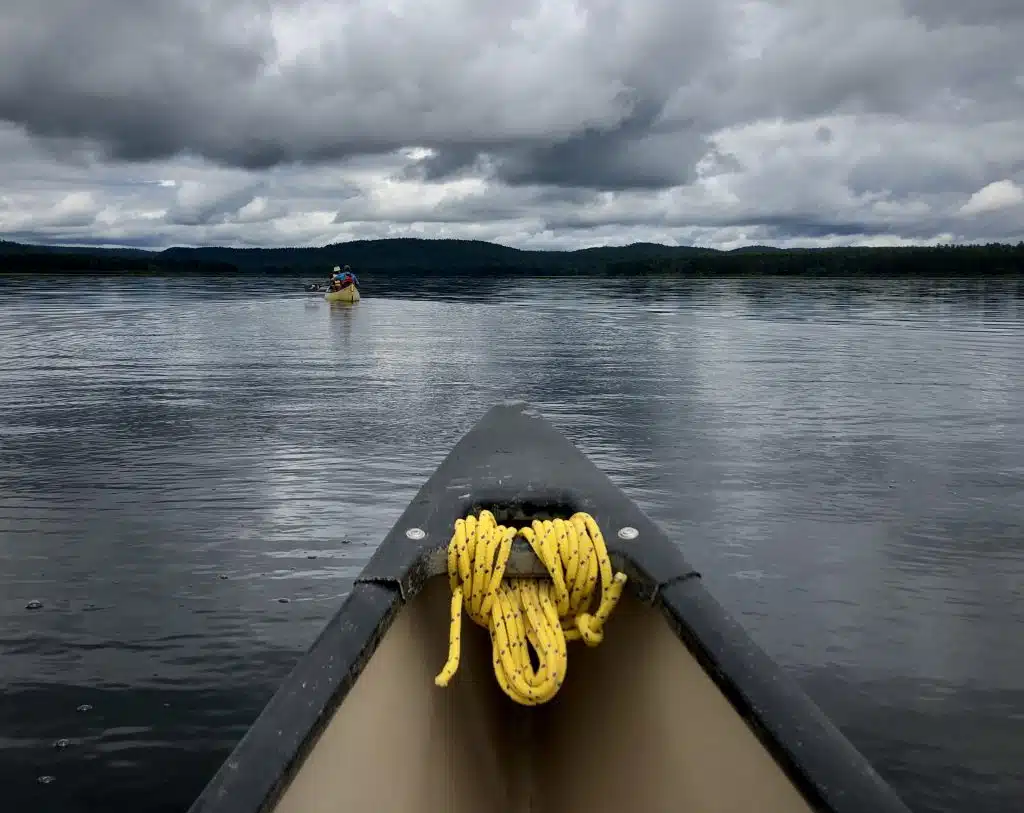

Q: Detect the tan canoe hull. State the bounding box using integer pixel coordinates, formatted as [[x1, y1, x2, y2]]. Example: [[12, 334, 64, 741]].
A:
[[324, 285, 360, 303], [188, 403, 911, 813]]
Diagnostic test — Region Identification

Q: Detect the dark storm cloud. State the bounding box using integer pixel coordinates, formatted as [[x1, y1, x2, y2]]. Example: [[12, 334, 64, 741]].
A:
[[0, 0, 378, 167], [492, 100, 707, 190], [1, 0, 1021, 191], [1, 0, 1023, 249], [398, 146, 490, 183], [0, 0, 732, 189], [0, 0, 274, 160]]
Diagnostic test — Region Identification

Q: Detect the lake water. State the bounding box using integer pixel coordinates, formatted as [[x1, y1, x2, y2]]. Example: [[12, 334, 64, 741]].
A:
[[1, 274, 1022, 813]]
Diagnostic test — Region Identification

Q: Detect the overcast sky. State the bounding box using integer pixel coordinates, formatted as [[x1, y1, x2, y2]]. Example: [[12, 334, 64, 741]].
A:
[[1, 0, 1022, 251]]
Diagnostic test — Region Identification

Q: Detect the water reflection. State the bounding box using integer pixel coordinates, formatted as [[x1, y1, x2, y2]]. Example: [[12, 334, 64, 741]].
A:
[[0, 273, 1022, 813]]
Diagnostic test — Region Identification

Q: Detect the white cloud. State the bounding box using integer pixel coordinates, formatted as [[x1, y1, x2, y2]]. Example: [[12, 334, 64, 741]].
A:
[[0, 0, 1022, 250], [959, 180, 1024, 216]]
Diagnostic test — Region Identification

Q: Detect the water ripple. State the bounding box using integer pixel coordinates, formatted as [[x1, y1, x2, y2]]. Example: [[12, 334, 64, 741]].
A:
[[1, 274, 1023, 813]]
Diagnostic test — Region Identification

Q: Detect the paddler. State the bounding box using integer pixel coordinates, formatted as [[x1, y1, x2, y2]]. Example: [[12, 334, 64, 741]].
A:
[[331, 265, 358, 289]]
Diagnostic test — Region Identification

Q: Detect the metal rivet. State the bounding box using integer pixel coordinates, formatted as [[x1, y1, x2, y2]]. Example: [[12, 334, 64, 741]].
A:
[[405, 527, 426, 540], [617, 526, 639, 540]]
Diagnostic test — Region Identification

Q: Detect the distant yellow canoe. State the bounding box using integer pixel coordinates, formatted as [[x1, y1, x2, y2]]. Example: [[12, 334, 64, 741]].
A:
[[324, 285, 360, 303]]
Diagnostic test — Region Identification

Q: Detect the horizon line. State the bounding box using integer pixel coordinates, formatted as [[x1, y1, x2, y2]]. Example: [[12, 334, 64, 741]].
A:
[[3, 235, 1021, 254]]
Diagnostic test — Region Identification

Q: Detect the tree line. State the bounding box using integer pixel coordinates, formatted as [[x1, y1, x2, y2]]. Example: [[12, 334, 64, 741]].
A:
[[2, 238, 1022, 277]]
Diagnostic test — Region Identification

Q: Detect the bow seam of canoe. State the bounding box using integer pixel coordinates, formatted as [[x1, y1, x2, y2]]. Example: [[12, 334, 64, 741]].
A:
[[434, 508, 627, 706]]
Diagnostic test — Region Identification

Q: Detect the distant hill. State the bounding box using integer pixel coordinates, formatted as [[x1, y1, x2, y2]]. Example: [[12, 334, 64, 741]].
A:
[[155, 237, 715, 272], [0, 237, 720, 275], [1, 237, 1023, 277]]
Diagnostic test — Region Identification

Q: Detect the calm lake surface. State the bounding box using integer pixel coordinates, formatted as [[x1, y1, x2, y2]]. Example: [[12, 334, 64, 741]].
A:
[[1, 274, 1022, 813]]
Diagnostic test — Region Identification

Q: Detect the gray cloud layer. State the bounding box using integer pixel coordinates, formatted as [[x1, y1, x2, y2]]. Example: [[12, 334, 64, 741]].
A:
[[1, 0, 1022, 249]]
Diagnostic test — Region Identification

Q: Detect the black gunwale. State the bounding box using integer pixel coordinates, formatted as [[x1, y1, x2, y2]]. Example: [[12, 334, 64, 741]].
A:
[[187, 401, 911, 813]]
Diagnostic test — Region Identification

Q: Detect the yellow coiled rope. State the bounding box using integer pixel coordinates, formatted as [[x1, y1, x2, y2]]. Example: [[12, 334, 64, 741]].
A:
[[434, 509, 628, 706]]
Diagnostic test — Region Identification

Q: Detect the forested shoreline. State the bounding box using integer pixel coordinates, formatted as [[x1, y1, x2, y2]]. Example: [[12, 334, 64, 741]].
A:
[[2, 238, 1022, 277]]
